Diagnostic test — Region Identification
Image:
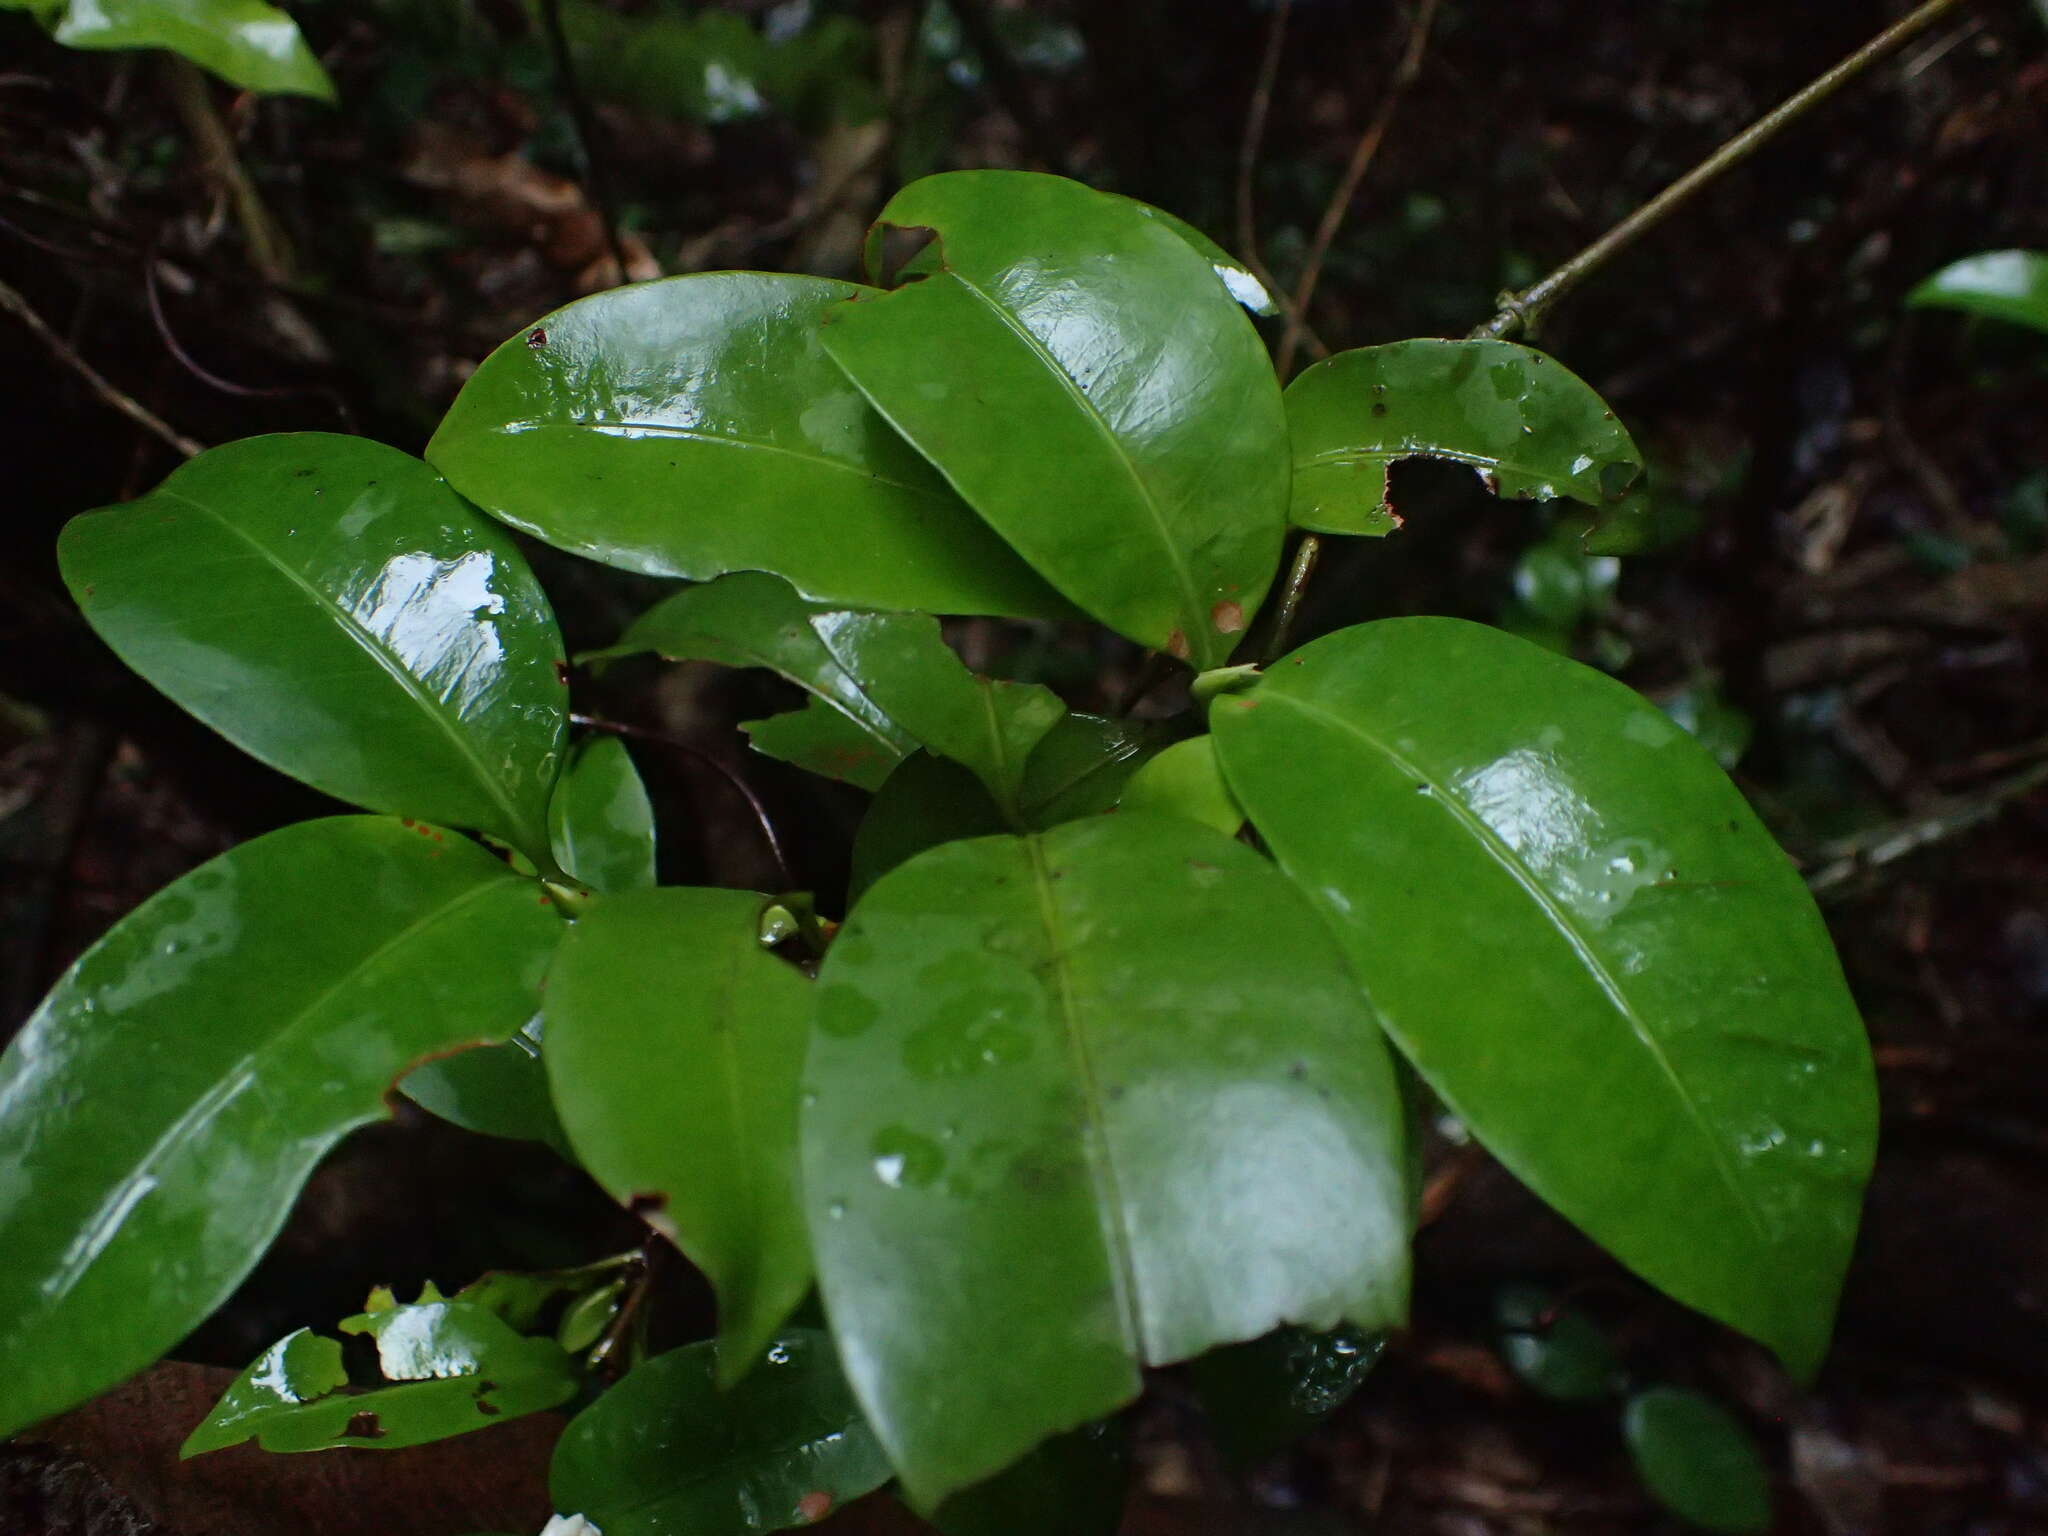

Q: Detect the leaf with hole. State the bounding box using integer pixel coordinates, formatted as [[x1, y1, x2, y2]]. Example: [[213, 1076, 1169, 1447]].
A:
[[1211, 618, 1876, 1379], [548, 1330, 893, 1535], [544, 888, 812, 1382], [820, 170, 1288, 666], [59, 434, 568, 867], [1284, 340, 1643, 542], [0, 815, 564, 1439], [426, 273, 1070, 618], [803, 813, 1409, 1505]]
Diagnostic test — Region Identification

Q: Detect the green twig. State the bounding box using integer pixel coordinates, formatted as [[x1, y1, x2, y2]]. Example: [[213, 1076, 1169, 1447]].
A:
[[1471, 0, 1980, 342], [1262, 533, 1323, 663]]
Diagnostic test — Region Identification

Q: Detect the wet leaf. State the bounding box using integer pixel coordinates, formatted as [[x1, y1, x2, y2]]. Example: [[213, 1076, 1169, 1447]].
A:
[[1211, 619, 1877, 1379], [848, 752, 1009, 909], [1495, 1285, 1622, 1401], [1906, 249, 2048, 335], [59, 434, 568, 868], [1013, 713, 1162, 828], [804, 814, 1409, 1506], [1117, 736, 1242, 835], [821, 170, 1289, 667], [184, 1292, 579, 1456], [545, 889, 812, 1382], [1106, 194, 1279, 316], [427, 273, 1070, 619], [1284, 340, 1642, 540], [550, 735, 657, 894], [401, 1017, 572, 1153], [1624, 1387, 1773, 1534], [1187, 1324, 1386, 1466], [549, 1330, 892, 1535], [0, 816, 563, 1439], [599, 573, 1066, 815], [53, 0, 334, 99], [931, 1420, 1128, 1536]]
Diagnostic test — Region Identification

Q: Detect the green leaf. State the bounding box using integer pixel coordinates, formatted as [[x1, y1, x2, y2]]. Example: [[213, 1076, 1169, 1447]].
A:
[[598, 573, 1067, 816], [400, 1016, 572, 1152], [59, 434, 568, 867], [184, 1292, 579, 1455], [1906, 249, 2048, 335], [1494, 1286, 1622, 1402], [931, 1421, 1128, 1536], [1187, 1325, 1385, 1466], [821, 171, 1289, 667], [1210, 618, 1877, 1379], [1284, 340, 1643, 540], [804, 813, 1410, 1506], [0, 816, 563, 1439], [1013, 712, 1162, 828], [550, 735, 657, 894], [1106, 194, 1279, 317], [848, 752, 1008, 909], [549, 1330, 893, 1535], [1623, 1387, 1773, 1534], [426, 273, 1070, 620], [544, 888, 812, 1383], [54, 0, 334, 99], [1117, 736, 1242, 835]]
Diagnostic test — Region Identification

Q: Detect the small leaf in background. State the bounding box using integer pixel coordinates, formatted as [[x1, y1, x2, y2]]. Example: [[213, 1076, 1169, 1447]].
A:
[[0, 816, 563, 1441], [549, 1330, 892, 1535], [183, 1292, 579, 1456], [427, 273, 1070, 619], [1212, 619, 1877, 1380], [53, 0, 335, 99], [848, 752, 1008, 908], [744, 698, 902, 794], [1499, 525, 1620, 652], [59, 434, 569, 867], [820, 170, 1289, 667], [401, 1016, 573, 1153], [1187, 1324, 1386, 1466], [931, 1420, 1129, 1536], [1284, 340, 1643, 541], [804, 814, 1409, 1506], [1494, 1285, 1623, 1402], [1117, 736, 1243, 835], [1623, 1386, 1774, 1534], [545, 888, 812, 1382], [550, 735, 657, 893], [1905, 249, 2048, 336], [1659, 683, 1754, 772], [1014, 712, 1163, 828]]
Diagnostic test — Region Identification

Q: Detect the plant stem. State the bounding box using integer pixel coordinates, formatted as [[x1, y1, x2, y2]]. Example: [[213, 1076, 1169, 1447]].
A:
[[1262, 533, 1322, 663], [534, 0, 631, 287], [1471, 0, 1979, 341], [161, 57, 293, 285]]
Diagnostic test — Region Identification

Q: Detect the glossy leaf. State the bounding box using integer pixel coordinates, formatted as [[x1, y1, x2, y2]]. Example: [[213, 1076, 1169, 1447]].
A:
[[0, 816, 563, 1439], [1117, 735, 1242, 835], [1211, 619, 1877, 1379], [1495, 1285, 1622, 1402], [59, 434, 568, 866], [1906, 249, 2048, 335], [1623, 1387, 1773, 1535], [426, 273, 1069, 619], [184, 1293, 579, 1455], [1187, 1325, 1385, 1466], [931, 1421, 1128, 1536], [400, 1016, 572, 1153], [549, 1330, 893, 1535], [545, 888, 812, 1382], [54, 0, 334, 99], [1284, 340, 1642, 541], [804, 813, 1410, 1505], [848, 752, 1008, 909], [599, 573, 1066, 815], [821, 170, 1289, 667], [1107, 194, 1279, 316], [1014, 712, 1162, 828], [550, 735, 657, 893]]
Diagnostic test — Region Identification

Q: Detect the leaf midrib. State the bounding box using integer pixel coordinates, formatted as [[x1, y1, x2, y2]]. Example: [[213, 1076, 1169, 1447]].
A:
[[159, 486, 534, 845], [1264, 690, 1772, 1245]]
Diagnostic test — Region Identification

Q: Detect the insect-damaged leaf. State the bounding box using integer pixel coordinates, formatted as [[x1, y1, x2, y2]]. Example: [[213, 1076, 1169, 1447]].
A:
[[183, 1291, 578, 1456], [427, 272, 1071, 620], [54, 0, 335, 100], [544, 889, 812, 1382], [1284, 340, 1643, 544], [1211, 619, 1877, 1379], [803, 813, 1409, 1506], [59, 434, 569, 868], [0, 816, 563, 1439], [597, 572, 1066, 816], [549, 1330, 893, 1535], [820, 171, 1289, 667]]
